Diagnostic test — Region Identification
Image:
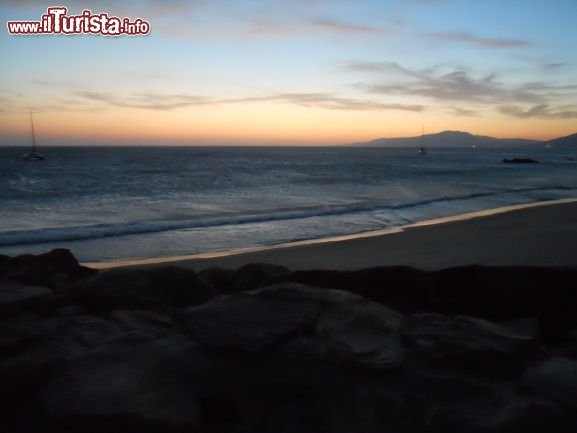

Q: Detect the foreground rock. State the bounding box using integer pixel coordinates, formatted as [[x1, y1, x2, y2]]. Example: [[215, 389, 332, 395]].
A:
[[178, 284, 405, 368], [1, 251, 577, 433], [0, 282, 53, 315], [521, 358, 577, 409], [0, 249, 96, 289], [38, 334, 203, 433], [278, 265, 577, 343], [199, 263, 290, 293], [69, 266, 215, 312], [402, 314, 542, 377]]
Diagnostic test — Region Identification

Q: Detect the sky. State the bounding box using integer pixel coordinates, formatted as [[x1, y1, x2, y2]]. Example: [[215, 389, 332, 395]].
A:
[[1, 0, 577, 146]]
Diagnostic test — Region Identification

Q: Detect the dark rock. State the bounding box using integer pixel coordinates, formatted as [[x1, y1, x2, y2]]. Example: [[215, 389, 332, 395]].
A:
[[50, 305, 85, 317], [39, 333, 205, 433], [0, 282, 53, 315], [179, 283, 406, 368], [178, 284, 321, 353], [554, 330, 577, 359], [71, 266, 215, 312], [4, 262, 577, 432], [0, 249, 97, 289], [198, 263, 287, 294], [427, 391, 507, 433], [0, 255, 10, 266], [520, 358, 577, 410], [279, 266, 577, 344], [0, 318, 48, 358], [0, 315, 125, 374], [110, 309, 175, 336], [263, 284, 405, 368], [197, 266, 235, 293], [502, 158, 539, 163], [428, 394, 576, 433], [231, 263, 291, 293], [402, 314, 542, 377], [278, 266, 425, 311], [315, 290, 404, 368], [495, 399, 577, 433], [0, 315, 126, 432]]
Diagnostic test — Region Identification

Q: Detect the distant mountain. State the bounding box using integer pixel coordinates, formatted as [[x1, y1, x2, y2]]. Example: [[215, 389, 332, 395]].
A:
[[350, 130, 542, 148], [545, 132, 577, 148]]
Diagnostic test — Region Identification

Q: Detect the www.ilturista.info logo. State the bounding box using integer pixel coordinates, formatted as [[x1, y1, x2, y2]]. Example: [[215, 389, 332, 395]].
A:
[[7, 6, 150, 36]]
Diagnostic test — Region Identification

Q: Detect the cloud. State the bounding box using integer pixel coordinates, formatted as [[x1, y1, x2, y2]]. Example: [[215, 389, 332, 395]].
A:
[[74, 90, 424, 112], [76, 91, 210, 110], [429, 32, 530, 48], [239, 16, 390, 39], [447, 106, 480, 117], [345, 60, 577, 119], [0, 102, 102, 115], [311, 19, 385, 34], [31, 79, 83, 89], [543, 62, 567, 70], [348, 61, 577, 105], [499, 104, 577, 119], [0, 88, 23, 97], [356, 63, 512, 103], [242, 93, 423, 111]]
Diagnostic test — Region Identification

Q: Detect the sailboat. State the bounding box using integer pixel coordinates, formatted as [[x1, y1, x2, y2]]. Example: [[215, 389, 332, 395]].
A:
[[23, 110, 45, 161], [417, 126, 426, 155]]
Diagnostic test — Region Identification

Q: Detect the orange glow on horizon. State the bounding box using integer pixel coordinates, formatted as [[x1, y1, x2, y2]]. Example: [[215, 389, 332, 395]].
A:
[[0, 103, 574, 146]]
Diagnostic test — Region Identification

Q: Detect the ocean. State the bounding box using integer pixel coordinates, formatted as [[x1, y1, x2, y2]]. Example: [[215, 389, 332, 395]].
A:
[[1, 146, 576, 263]]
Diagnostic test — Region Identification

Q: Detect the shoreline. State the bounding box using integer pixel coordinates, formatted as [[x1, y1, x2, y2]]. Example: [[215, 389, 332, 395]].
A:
[[84, 197, 577, 270]]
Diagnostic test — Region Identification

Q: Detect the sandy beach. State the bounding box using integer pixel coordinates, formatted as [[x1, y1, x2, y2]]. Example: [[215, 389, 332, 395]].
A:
[[87, 199, 577, 271]]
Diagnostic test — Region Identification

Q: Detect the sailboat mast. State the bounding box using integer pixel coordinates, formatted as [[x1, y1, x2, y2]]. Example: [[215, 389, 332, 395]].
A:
[[30, 110, 37, 152], [421, 125, 424, 148]]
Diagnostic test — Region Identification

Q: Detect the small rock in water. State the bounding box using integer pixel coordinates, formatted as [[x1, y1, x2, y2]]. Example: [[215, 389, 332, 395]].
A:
[[502, 158, 539, 164]]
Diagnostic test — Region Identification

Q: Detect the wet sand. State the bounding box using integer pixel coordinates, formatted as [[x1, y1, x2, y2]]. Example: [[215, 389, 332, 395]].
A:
[[87, 199, 577, 271]]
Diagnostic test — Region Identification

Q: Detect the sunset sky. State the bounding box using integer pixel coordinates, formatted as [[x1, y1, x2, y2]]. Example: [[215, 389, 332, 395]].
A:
[[1, 0, 577, 146]]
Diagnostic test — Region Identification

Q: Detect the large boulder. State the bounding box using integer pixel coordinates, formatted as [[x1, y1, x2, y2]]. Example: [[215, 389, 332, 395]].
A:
[[402, 314, 542, 377], [198, 263, 290, 294], [554, 330, 577, 359], [38, 333, 205, 433], [0, 249, 96, 289], [520, 358, 577, 410], [178, 283, 406, 369], [428, 395, 575, 433], [0, 315, 127, 432], [70, 266, 215, 312], [278, 266, 577, 343], [109, 309, 175, 337], [177, 284, 321, 353], [0, 282, 53, 315], [230, 263, 290, 292], [197, 267, 235, 293]]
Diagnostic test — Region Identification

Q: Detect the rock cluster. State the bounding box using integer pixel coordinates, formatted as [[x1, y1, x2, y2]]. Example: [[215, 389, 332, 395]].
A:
[[1, 250, 577, 433], [502, 158, 539, 164]]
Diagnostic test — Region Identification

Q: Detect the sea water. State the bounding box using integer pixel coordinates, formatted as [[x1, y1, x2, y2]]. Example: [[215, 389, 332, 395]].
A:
[[0, 146, 575, 263]]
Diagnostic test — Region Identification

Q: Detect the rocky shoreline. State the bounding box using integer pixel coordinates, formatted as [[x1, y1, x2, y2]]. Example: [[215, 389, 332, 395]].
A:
[[1, 249, 577, 432]]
